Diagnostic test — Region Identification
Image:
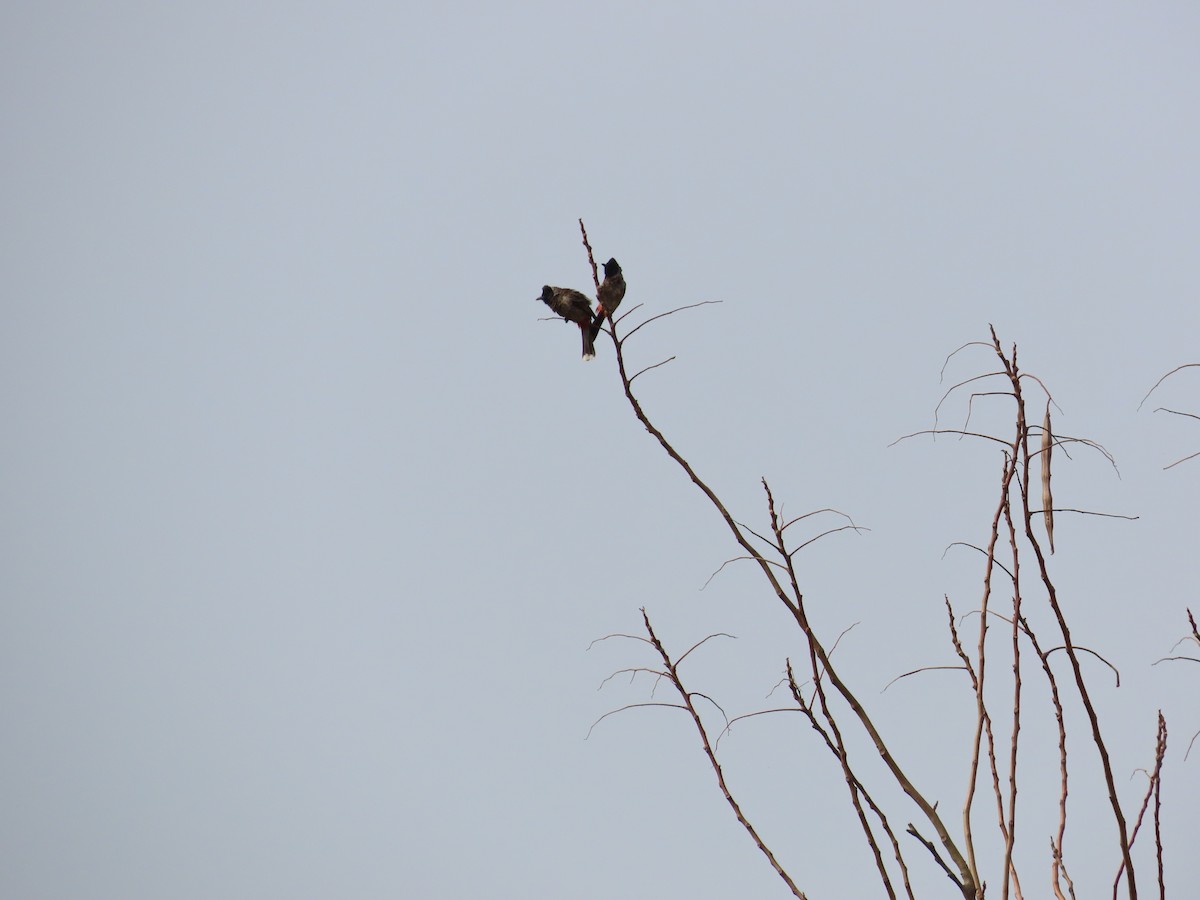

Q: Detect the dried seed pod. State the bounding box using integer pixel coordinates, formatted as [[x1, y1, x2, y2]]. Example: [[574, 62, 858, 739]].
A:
[[1041, 403, 1054, 554]]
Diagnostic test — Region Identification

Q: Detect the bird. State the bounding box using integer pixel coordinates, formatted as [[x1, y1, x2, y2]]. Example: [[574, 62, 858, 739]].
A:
[[590, 257, 626, 342], [538, 285, 596, 360]]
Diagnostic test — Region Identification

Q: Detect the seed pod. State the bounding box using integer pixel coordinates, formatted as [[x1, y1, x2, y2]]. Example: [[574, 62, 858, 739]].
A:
[[1041, 403, 1054, 554]]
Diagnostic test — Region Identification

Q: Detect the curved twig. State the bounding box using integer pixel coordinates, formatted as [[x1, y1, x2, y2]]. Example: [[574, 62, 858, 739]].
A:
[[890, 428, 1014, 449], [621, 300, 723, 343], [882, 665, 969, 693], [700, 555, 789, 591], [628, 356, 676, 384], [940, 340, 995, 382], [780, 507, 858, 534], [1164, 449, 1200, 470], [933, 371, 1007, 430], [787, 524, 869, 560], [1151, 407, 1200, 422], [586, 701, 689, 739], [676, 633, 737, 668], [587, 632, 653, 651], [1138, 363, 1200, 411], [1041, 644, 1122, 687]]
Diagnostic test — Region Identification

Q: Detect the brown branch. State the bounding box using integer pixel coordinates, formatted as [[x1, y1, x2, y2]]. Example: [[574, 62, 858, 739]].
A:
[[1042, 645, 1121, 688], [700, 555, 789, 591], [586, 701, 688, 739], [1152, 407, 1200, 422], [1043, 508, 1139, 521], [1163, 449, 1200, 470], [628, 356, 676, 384], [1137, 363, 1200, 411], [933, 371, 1008, 430], [640, 610, 808, 898], [907, 823, 966, 893], [891, 428, 1017, 449], [578, 218, 600, 292], [786, 662, 911, 900], [620, 300, 723, 343], [786, 524, 869, 561], [881, 665, 969, 693], [595, 667, 668, 691], [780, 507, 859, 534], [1115, 714, 1167, 900], [944, 541, 1016, 581], [1001, 461, 1025, 900], [961, 451, 1016, 894], [612, 302, 643, 327], [1020, 612, 1071, 900], [940, 340, 997, 381], [675, 633, 737, 668]]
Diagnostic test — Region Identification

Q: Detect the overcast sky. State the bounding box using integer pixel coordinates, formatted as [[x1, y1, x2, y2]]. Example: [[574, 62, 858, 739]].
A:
[[3, 4, 1198, 898]]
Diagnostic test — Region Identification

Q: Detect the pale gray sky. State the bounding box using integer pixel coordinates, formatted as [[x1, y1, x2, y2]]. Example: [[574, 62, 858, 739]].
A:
[[3, 3, 1198, 898]]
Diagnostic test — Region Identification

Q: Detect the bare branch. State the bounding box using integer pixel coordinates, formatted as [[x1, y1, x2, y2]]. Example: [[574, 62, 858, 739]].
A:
[[906, 824, 966, 893], [734, 519, 782, 552], [638, 610, 809, 898], [612, 302, 644, 327], [628, 356, 677, 384], [587, 632, 653, 651], [827, 622, 861, 658], [943, 541, 1016, 581], [700, 555, 789, 591], [933, 371, 1007, 430], [689, 691, 731, 727], [586, 702, 689, 739], [940, 340, 997, 382], [1164, 449, 1200, 470], [676, 633, 737, 668], [787, 523, 870, 561], [890, 428, 1016, 449], [1152, 407, 1200, 423], [881, 665, 969, 693], [596, 667, 668, 691], [1138, 363, 1200, 411], [961, 390, 1018, 436], [780, 507, 859, 534], [578, 218, 600, 292], [1042, 644, 1122, 687], [621, 300, 724, 343], [1114, 714, 1167, 900], [1043, 508, 1139, 522]]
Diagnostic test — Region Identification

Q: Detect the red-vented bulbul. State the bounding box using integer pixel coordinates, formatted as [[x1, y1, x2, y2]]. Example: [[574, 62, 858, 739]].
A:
[[590, 257, 626, 342], [538, 285, 596, 360]]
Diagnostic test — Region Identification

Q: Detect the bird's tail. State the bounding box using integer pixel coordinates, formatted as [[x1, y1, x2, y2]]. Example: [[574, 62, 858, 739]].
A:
[[588, 309, 606, 344], [581, 324, 596, 361]]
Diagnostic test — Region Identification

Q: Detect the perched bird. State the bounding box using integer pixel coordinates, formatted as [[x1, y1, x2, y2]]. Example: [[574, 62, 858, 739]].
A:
[[590, 257, 626, 342], [538, 285, 596, 360]]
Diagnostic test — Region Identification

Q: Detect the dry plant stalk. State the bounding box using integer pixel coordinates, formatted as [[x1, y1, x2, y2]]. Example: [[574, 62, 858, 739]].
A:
[[921, 328, 1140, 899]]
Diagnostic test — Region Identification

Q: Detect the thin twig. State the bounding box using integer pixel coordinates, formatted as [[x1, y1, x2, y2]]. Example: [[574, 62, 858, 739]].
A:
[[621, 300, 723, 343], [628, 356, 677, 384], [1137, 363, 1200, 411]]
